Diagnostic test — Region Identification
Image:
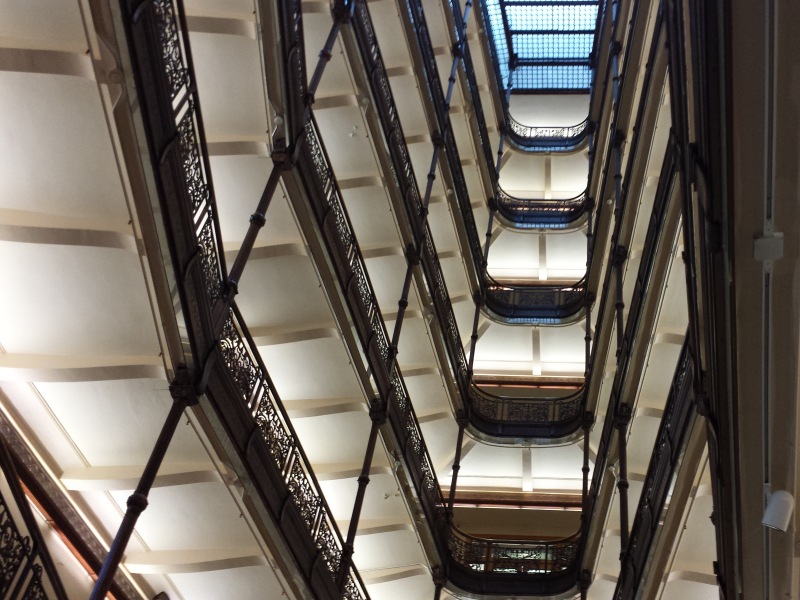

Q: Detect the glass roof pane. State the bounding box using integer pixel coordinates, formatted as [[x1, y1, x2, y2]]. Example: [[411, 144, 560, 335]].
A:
[[505, 5, 597, 31], [482, 0, 600, 92], [512, 33, 595, 61]]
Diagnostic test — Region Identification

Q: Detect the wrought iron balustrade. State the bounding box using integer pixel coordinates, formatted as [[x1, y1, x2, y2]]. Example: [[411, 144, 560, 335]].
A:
[[496, 188, 589, 229], [350, 0, 589, 444], [123, 1, 368, 597], [469, 384, 584, 439], [448, 527, 580, 574], [506, 114, 591, 152], [614, 340, 693, 598], [484, 276, 587, 325], [446, 526, 582, 595], [0, 441, 66, 600], [402, 0, 592, 325]]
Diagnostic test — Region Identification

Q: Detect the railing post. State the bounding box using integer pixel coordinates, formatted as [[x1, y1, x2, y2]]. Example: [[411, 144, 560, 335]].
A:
[[89, 368, 197, 600], [613, 244, 628, 356], [446, 412, 468, 516], [582, 411, 594, 518], [615, 402, 632, 559], [432, 565, 446, 599], [579, 568, 592, 599], [337, 396, 386, 592]]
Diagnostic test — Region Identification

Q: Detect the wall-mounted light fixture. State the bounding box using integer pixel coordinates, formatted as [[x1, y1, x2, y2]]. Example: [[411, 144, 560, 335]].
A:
[[762, 489, 794, 532]]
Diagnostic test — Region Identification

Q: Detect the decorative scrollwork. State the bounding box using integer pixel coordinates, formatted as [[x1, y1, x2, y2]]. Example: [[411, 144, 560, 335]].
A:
[[448, 527, 579, 575], [507, 117, 589, 144], [287, 452, 322, 531], [152, 0, 187, 98], [315, 518, 342, 574], [0, 504, 30, 596], [22, 565, 47, 600], [507, 400, 551, 423], [219, 317, 259, 405], [497, 188, 588, 228]]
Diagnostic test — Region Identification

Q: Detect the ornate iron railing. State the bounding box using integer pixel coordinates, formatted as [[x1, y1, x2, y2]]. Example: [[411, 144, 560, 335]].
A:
[[401, 0, 590, 325], [0, 441, 66, 600], [350, 0, 588, 445], [506, 115, 591, 152], [496, 188, 589, 230], [484, 276, 587, 325], [473, 0, 601, 152], [469, 384, 584, 439], [449, 527, 580, 574], [271, 1, 586, 590], [614, 340, 694, 598], [123, 1, 369, 597]]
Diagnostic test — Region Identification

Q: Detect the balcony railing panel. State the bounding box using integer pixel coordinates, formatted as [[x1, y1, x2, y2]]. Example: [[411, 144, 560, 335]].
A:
[[496, 188, 589, 229], [122, 1, 369, 597]]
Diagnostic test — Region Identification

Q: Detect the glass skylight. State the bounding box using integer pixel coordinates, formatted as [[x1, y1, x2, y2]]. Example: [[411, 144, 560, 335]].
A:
[[482, 0, 600, 92]]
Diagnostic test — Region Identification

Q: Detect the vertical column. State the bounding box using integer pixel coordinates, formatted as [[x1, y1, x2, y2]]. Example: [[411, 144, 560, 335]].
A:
[[615, 402, 632, 558], [337, 397, 386, 591], [90, 369, 197, 600]]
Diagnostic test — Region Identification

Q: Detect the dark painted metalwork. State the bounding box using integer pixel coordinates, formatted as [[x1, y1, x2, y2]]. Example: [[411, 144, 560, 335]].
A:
[[505, 115, 591, 152], [613, 341, 694, 598], [664, 0, 735, 595], [272, 0, 585, 591], [338, 399, 384, 592], [614, 402, 632, 557], [0, 416, 139, 600], [468, 384, 584, 438], [90, 371, 197, 600], [122, 0, 687, 595], [120, 1, 370, 597], [446, 414, 467, 516], [347, 0, 588, 443], [0, 437, 67, 600], [401, 0, 590, 325], [484, 275, 587, 325], [496, 187, 589, 230]]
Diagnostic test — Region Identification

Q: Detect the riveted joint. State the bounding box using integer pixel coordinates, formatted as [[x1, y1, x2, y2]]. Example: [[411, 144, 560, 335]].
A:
[[455, 409, 468, 428], [271, 136, 290, 167], [611, 40, 622, 56], [614, 403, 632, 428], [431, 130, 444, 148], [695, 392, 710, 417], [473, 290, 484, 307], [405, 243, 420, 265], [387, 345, 398, 363], [582, 410, 595, 429], [332, 0, 354, 23], [368, 396, 388, 423], [126, 492, 149, 513], [487, 197, 498, 212], [613, 244, 628, 265], [249, 212, 266, 228], [579, 569, 592, 592], [169, 367, 198, 406], [432, 566, 447, 587], [451, 42, 463, 58], [612, 129, 626, 147]]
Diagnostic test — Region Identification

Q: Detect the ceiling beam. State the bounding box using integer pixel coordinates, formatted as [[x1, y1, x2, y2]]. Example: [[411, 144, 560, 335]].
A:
[[60, 465, 223, 491], [0, 353, 163, 382], [124, 549, 265, 574]]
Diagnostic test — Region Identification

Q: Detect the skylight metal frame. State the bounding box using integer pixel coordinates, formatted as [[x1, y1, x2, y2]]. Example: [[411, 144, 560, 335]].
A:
[[481, 0, 601, 93]]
